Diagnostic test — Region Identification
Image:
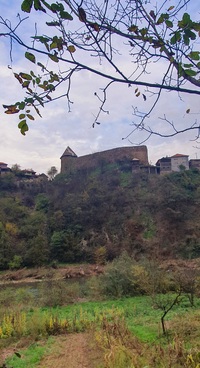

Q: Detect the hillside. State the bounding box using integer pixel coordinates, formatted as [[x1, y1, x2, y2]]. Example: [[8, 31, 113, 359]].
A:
[[0, 161, 200, 269]]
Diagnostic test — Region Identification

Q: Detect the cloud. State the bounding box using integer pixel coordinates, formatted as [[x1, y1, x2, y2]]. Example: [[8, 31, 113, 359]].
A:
[[0, 1, 199, 174]]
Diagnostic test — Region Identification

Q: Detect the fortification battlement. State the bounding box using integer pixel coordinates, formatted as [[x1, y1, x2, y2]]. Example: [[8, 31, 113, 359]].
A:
[[60, 145, 148, 174]]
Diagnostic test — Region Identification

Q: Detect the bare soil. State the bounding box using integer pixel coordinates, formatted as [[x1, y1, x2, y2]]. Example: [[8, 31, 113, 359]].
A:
[[0, 333, 103, 367], [38, 333, 103, 368]]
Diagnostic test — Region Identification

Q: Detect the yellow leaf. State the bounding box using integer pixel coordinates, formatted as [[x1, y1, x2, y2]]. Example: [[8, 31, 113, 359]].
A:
[[128, 25, 138, 33], [27, 114, 35, 120], [67, 45, 76, 53]]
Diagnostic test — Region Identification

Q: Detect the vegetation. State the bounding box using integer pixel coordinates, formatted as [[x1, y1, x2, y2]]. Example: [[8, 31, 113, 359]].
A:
[[1, 1, 200, 139], [0, 165, 200, 268], [0, 285, 200, 367], [0, 162, 200, 366]]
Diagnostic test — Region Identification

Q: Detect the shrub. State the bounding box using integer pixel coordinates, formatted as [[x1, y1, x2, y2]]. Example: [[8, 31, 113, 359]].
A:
[[8, 255, 22, 270], [100, 252, 135, 298]]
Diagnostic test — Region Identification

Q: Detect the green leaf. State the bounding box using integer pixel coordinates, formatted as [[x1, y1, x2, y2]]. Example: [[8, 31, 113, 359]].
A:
[[50, 42, 58, 50], [21, 0, 33, 13], [60, 10, 73, 20], [192, 22, 200, 32], [49, 73, 59, 82], [19, 114, 26, 119], [48, 54, 59, 62], [170, 31, 181, 44], [18, 101, 26, 110], [22, 81, 30, 87], [182, 13, 191, 26], [183, 63, 193, 68], [46, 21, 60, 26], [30, 70, 36, 77], [18, 120, 29, 135], [32, 36, 50, 43], [140, 28, 148, 37], [25, 98, 34, 104], [177, 63, 183, 77], [34, 0, 46, 11], [37, 62, 46, 71], [183, 34, 189, 46], [50, 3, 61, 12], [185, 29, 196, 41], [188, 51, 200, 61], [157, 15, 165, 25], [157, 13, 169, 24], [18, 120, 26, 128], [184, 69, 197, 77], [40, 0, 53, 12], [165, 20, 173, 28], [46, 84, 55, 91], [25, 52, 36, 63], [19, 73, 32, 80], [128, 25, 138, 33]]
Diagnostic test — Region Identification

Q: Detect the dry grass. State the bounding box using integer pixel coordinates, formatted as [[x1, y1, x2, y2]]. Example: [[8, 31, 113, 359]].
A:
[[37, 332, 103, 368]]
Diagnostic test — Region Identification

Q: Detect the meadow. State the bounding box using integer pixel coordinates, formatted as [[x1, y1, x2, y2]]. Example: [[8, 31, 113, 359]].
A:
[[0, 277, 200, 368]]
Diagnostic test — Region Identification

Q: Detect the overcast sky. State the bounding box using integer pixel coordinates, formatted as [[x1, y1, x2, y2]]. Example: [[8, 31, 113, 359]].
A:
[[0, 0, 200, 174]]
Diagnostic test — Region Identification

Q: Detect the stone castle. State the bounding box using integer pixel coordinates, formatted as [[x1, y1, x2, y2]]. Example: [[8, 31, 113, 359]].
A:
[[60, 146, 149, 174]]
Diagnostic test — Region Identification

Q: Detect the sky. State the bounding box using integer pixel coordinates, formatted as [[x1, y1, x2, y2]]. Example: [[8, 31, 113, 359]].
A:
[[0, 0, 200, 174]]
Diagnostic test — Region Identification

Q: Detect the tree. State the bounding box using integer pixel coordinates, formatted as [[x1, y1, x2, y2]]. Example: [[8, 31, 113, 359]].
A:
[[11, 164, 21, 174], [47, 166, 58, 180], [1, 0, 200, 139]]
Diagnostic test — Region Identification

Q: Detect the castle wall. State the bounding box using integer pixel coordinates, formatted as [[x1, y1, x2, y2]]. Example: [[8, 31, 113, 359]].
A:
[[61, 146, 148, 174]]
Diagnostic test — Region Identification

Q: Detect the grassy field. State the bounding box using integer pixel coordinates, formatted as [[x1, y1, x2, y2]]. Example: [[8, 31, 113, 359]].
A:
[[0, 289, 200, 367]]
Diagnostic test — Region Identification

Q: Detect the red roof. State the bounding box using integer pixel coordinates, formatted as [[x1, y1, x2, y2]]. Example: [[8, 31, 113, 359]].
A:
[[171, 154, 189, 158]]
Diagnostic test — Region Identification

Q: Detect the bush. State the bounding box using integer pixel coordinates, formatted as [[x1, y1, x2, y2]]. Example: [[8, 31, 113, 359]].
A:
[[8, 255, 22, 270], [100, 252, 135, 298]]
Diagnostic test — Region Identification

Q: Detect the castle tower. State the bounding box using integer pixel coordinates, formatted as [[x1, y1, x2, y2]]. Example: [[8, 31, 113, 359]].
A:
[[60, 146, 77, 173]]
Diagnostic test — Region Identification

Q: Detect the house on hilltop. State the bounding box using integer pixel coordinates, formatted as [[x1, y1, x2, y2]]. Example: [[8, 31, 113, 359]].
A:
[[156, 153, 189, 174], [60, 145, 149, 174], [189, 159, 200, 170], [171, 154, 189, 171], [0, 162, 11, 175]]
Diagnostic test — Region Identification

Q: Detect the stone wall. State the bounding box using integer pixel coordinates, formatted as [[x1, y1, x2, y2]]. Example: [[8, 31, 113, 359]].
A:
[[60, 146, 148, 174]]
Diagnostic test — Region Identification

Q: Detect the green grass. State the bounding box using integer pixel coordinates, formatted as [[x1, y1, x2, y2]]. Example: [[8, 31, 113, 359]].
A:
[[6, 338, 54, 368], [2, 295, 200, 368], [38, 295, 200, 342]]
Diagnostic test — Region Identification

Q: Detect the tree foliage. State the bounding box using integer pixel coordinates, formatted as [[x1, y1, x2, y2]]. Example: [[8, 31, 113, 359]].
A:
[[47, 166, 58, 180], [0, 0, 199, 139], [0, 160, 200, 268]]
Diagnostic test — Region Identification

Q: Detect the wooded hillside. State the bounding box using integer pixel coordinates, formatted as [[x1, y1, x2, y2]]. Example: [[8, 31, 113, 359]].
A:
[[0, 161, 200, 269]]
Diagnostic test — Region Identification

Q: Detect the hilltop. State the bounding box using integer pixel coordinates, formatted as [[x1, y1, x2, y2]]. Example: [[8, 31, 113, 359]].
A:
[[0, 159, 200, 270]]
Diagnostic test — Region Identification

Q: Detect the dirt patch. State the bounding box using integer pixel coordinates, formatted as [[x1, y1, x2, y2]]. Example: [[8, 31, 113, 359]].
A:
[[0, 264, 104, 286], [38, 333, 103, 368]]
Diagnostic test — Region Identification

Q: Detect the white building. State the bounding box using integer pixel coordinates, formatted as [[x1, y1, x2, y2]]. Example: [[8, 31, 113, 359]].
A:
[[171, 154, 189, 172]]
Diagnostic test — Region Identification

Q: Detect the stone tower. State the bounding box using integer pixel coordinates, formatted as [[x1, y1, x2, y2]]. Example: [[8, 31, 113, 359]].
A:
[[60, 146, 77, 174]]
